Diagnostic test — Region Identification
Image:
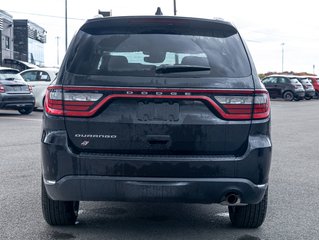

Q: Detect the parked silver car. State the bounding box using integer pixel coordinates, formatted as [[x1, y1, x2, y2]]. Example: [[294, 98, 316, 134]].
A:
[[0, 67, 35, 114]]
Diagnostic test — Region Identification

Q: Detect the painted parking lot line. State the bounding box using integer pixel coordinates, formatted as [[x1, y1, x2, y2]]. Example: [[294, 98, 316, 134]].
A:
[[0, 117, 42, 122]]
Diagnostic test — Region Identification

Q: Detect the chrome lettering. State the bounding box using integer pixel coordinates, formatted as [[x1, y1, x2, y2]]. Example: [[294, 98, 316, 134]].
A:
[[75, 134, 117, 139]]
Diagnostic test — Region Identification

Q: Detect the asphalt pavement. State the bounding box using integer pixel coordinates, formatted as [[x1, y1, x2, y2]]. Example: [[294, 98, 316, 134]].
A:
[[0, 101, 318, 240]]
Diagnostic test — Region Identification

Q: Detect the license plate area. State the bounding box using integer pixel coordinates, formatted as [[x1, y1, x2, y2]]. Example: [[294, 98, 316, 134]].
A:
[[137, 101, 179, 121]]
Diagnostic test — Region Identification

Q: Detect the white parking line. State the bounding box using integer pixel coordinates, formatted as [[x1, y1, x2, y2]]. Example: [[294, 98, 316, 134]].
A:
[[0, 117, 42, 122]]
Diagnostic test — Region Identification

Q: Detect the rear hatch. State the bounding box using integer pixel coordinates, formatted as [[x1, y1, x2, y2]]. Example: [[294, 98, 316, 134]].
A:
[[0, 80, 30, 94], [300, 79, 314, 90], [289, 78, 304, 90], [47, 17, 269, 155], [0, 70, 30, 94]]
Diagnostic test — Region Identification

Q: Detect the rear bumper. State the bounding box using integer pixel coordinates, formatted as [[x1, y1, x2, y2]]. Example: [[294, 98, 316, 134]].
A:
[[41, 127, 272, 204], [0, 93, 35, 109], [305, 90, 315, 97], [43, 175, 268, 204], [294, 91, 305, 98]]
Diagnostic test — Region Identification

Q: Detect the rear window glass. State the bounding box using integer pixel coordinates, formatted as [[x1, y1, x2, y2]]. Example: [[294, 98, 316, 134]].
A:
[[0, 70, 23, 81], [300, 79, 310, 83], [289, 79, 299, 84], [67, 32, 251, 78]]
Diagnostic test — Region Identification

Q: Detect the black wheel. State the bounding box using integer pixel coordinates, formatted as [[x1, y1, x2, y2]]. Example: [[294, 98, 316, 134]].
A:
[[304, 96, 312, 100], [283, 91, 294, 101], [228, 189, 268, 228], [315, 91, 319, 99], [18, 106, 33, 115], [41, 178, 79, 225]]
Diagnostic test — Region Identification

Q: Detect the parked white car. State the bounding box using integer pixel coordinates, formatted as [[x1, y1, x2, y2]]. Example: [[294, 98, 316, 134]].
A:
[[20, 68, 58, 109]]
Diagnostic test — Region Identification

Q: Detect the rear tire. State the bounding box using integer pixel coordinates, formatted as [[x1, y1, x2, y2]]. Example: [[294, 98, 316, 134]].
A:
[[228, 189, 268, 228], [283, 91, 294, 101], [18, 106, 33, 115], [41, 178, 79, 225], [305, 96, 312, 100]]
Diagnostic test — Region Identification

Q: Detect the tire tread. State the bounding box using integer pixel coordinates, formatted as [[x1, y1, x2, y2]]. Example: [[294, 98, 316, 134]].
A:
[[229, 189, 268, 228], [41, 179, 78, 225]]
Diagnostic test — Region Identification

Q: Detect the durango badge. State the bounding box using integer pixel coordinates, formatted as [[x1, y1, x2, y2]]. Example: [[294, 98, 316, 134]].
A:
[[75, 134, 117, 139]]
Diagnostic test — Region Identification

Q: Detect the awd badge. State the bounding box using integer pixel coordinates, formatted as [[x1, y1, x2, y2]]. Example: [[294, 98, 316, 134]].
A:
[[81, 141, 90, 146]]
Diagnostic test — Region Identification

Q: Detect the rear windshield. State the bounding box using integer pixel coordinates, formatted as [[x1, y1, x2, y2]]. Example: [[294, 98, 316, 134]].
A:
[[289, 79, 300, 84], [67, 31, 251, 78], [300, 79, 310, 84], [0, 70, 23, 81]]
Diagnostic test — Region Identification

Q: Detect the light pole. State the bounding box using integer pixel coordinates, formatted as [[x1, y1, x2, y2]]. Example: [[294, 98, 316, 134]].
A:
[[65, 0, 68, 51], [173, 0, 177, 16], [281, 42, 285, 72], [56, 36, 60, 66]]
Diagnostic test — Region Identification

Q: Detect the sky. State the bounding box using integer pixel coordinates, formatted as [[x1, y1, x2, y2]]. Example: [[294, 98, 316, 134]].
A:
[[1, 0, 319, 74]]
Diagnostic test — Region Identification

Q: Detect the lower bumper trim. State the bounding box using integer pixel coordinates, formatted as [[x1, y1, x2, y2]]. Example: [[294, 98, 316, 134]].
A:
[[43, 175, 268, 204]]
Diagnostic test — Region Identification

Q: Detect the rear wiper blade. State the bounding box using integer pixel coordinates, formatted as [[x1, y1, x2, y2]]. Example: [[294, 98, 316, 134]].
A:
[[5, 78, 15, 80], [155, 65, 211, 74]]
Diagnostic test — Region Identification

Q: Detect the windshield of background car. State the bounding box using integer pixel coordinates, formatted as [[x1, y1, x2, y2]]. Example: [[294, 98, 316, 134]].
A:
[[67, 31, 251, 78], [0, 70, 24, 81]]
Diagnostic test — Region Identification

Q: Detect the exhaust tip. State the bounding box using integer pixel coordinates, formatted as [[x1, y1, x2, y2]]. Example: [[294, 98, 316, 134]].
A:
[[226, 193, 239, 205], [220, 193, 243, 206]]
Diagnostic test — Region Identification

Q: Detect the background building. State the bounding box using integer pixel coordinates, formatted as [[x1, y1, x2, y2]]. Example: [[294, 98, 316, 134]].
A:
[[0, 10, 14, 65], [13, 19, 46, 66]]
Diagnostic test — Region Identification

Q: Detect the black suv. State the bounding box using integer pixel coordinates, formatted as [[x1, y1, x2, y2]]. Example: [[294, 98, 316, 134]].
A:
[[262, 75, 305, 101], [41, 16, 272, 228]]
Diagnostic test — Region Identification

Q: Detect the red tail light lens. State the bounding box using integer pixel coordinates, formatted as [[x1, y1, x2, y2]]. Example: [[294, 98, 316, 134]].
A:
[[252, 93, 270, 119], [45, 86, 103, 116], [215, 95, 253, 115], [0, 84, 5, 93], [214, 93, 269, 120]]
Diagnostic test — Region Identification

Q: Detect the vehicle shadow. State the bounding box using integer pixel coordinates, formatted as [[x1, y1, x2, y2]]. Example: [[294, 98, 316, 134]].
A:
[[0, 112, 21, 116], [37, 202, 263, 240]]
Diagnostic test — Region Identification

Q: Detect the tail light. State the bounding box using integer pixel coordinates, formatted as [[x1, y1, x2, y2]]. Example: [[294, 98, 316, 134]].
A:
[[28, 85, 33, 92], [214, 92, 270, 120], [45, 86, 103, 116], [45, 86, 270, 120], [0, 84, 5, 93]]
